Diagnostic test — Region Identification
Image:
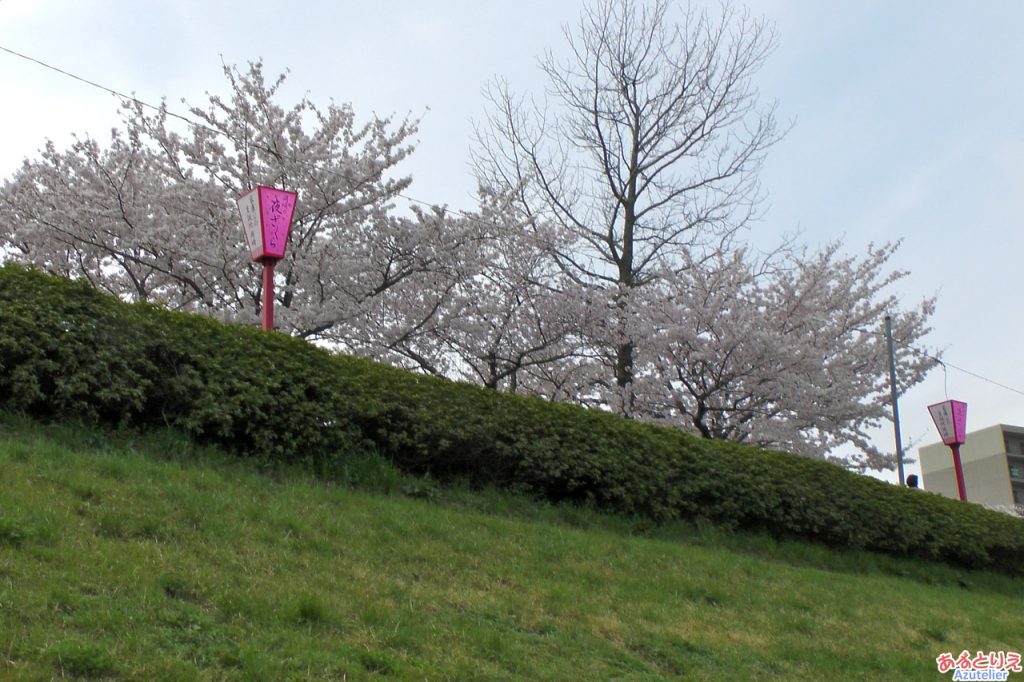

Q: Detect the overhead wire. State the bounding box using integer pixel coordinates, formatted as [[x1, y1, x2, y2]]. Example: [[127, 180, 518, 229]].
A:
[[0, 43, 470, 219], [848, 321, 1024, 399], [876, 326, 1024, 398], [4, 42, 1024, 402], [923, 355, 1024, 398]]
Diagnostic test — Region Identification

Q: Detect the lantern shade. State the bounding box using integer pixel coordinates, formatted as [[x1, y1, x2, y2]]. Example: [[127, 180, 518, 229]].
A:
[[236, 186, 298, 262], [928, 399, 968, 446]]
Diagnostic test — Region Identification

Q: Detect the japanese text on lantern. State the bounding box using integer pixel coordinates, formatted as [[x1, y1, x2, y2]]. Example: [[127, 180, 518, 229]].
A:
[[237, 191, 263, 261], [263, 192, 294, 253]]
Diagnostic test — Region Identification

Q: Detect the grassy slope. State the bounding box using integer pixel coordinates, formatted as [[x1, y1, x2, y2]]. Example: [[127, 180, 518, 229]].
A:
[[1, 415, 1021, 681]]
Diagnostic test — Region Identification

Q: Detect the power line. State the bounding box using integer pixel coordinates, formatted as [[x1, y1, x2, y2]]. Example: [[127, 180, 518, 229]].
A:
[[888, 331, 1024, 398], [853, 324, 1024, 399], [0, 44, 217, 137], [4, 42, 1024, 403], [925, 356, 1024, 398], [0, 43, 476, 221]]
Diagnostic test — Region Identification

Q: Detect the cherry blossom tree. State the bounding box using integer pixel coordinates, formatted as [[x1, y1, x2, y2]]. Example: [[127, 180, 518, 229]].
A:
[[635, 242, 936, 471], [1, 61, 478, 359], [413, 187, 577, 389]]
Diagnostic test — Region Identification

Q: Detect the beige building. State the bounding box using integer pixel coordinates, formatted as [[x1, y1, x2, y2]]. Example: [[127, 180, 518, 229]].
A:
[[918, 424, 1024, 507]]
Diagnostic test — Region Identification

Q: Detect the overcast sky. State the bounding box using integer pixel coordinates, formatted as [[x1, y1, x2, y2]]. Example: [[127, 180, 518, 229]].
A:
[[3, 0, 1023, 484]]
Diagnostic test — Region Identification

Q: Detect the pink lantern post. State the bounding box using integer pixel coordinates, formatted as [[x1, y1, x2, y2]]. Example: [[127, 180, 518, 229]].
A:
[[236, 186, 298, 330], [928, 399, 968, 501]]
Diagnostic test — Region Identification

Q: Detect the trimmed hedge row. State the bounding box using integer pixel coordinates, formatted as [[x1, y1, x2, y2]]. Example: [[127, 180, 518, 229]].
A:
[[2, 264, 1022, 574]]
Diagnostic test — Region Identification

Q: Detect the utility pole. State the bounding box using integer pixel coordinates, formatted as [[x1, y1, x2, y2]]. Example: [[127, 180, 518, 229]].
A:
[[885, 315, 906, 486]]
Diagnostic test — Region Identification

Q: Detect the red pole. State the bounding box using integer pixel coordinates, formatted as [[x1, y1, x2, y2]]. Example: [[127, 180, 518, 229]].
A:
[[261, 259, 276, 331], [950, 443, 968, 501]]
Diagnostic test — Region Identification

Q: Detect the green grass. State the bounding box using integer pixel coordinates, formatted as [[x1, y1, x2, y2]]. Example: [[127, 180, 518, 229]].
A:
[[0, 414, 1020, 680]]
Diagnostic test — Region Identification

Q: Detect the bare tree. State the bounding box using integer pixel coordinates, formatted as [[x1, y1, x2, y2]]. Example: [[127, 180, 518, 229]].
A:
[[474, 0, 780, 413]]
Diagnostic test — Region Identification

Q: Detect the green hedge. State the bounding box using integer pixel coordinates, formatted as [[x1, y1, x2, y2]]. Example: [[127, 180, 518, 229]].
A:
[[2, 264, 1022, 574]]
